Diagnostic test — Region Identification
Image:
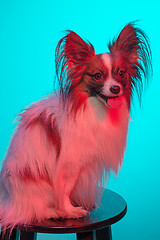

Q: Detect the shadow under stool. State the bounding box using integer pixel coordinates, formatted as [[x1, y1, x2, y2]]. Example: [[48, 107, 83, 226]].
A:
[[0, 189, 127, 240]]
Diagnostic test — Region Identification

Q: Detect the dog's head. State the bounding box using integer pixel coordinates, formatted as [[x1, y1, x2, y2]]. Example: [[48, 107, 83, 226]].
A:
[[55, 23, 152, 113]]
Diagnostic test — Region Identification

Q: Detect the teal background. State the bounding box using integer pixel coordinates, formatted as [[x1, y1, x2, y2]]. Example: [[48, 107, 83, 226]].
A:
[[0, 0, 159, 239]]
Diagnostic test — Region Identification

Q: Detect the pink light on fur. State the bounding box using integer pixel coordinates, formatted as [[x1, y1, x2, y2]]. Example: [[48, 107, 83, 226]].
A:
[[0, 22, 152, 233]]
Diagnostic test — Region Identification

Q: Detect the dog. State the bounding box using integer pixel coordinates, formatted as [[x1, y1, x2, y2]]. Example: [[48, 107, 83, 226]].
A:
[[0, 22, 152, 231]]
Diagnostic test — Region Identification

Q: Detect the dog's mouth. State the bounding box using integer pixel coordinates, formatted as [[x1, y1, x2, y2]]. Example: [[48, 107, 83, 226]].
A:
[[97, 93, 122, 109]]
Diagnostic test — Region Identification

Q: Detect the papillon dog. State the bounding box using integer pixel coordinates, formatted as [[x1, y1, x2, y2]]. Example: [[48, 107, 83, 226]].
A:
[[0, 22, 152, 231]]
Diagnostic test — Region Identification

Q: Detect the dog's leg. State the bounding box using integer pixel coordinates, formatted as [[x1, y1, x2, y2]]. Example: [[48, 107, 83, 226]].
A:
[[63, 172, 88, 218], [54, 165, 88, 218]]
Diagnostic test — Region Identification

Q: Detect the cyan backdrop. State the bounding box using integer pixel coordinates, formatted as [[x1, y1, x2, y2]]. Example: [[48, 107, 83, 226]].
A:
[[0, 0, 159, 239]]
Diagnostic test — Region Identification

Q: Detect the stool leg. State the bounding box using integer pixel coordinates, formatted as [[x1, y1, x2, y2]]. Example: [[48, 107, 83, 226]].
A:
[[20, 230, 37, 240], [77, 230, 95, 240], [96, 226, 112, 240], [0, 229, 20, 240]]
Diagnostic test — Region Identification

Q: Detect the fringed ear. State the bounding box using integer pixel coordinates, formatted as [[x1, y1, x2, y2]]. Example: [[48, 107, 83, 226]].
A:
[[55, 31, 95, 99], [64, 31, 95, 65], [108, 22, 152, 100]]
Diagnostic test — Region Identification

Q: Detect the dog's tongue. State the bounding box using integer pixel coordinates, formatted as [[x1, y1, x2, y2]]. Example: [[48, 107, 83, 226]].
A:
[[107, 97, 122, 108]]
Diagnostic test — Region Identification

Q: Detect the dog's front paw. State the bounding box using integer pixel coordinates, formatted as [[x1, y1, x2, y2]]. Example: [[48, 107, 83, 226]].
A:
[[44, 208, 59, 219], [64, 206, 88, 219]]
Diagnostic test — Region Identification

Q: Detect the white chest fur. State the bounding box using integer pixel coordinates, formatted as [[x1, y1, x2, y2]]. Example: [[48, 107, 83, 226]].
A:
[[58, 96, 129, 172]]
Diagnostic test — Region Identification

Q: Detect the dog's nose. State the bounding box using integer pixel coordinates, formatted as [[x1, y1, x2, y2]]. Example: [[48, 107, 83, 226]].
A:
[[110, 85, 120, 94]]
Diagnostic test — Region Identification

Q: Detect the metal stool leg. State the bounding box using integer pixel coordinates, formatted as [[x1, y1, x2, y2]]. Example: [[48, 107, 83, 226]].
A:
[[77, 230, 95, 240], [76, 226, 112, 240], [96, 226, 112, 240], [20, 230, 37, 240], [0, 229, 19, 240]]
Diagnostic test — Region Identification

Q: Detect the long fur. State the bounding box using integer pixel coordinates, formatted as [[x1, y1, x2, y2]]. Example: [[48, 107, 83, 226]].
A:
[[0, 22, 152, 231]]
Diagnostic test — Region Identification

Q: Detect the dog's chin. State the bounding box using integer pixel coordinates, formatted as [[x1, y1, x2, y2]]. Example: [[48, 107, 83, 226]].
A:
[[97, 94, 123, 109]]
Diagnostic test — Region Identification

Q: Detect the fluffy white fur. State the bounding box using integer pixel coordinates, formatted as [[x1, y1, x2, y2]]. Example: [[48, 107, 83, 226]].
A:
[[0, 22, 152, 231], [0, 94, 129, 229]]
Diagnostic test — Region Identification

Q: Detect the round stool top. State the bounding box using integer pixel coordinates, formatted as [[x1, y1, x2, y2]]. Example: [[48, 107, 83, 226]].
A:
[[19, 189, 127, 234]]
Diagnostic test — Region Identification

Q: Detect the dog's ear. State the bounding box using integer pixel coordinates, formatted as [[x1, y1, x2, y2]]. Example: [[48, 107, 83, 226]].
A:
[[109, 23, 152, 74], [62, 31, 95, 67], [109, 23, 152, 98], [109, 24, 139, 60], [55, 31, 95, 99]]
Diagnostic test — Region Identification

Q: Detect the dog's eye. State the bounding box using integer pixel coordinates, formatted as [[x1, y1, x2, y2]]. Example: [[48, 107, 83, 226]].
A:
[[118, 69, 126, 78], [93, 72, 103, 80]]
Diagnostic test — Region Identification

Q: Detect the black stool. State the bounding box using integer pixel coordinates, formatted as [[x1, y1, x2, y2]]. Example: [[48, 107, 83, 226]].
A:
[[0, 189, 127, 240]]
